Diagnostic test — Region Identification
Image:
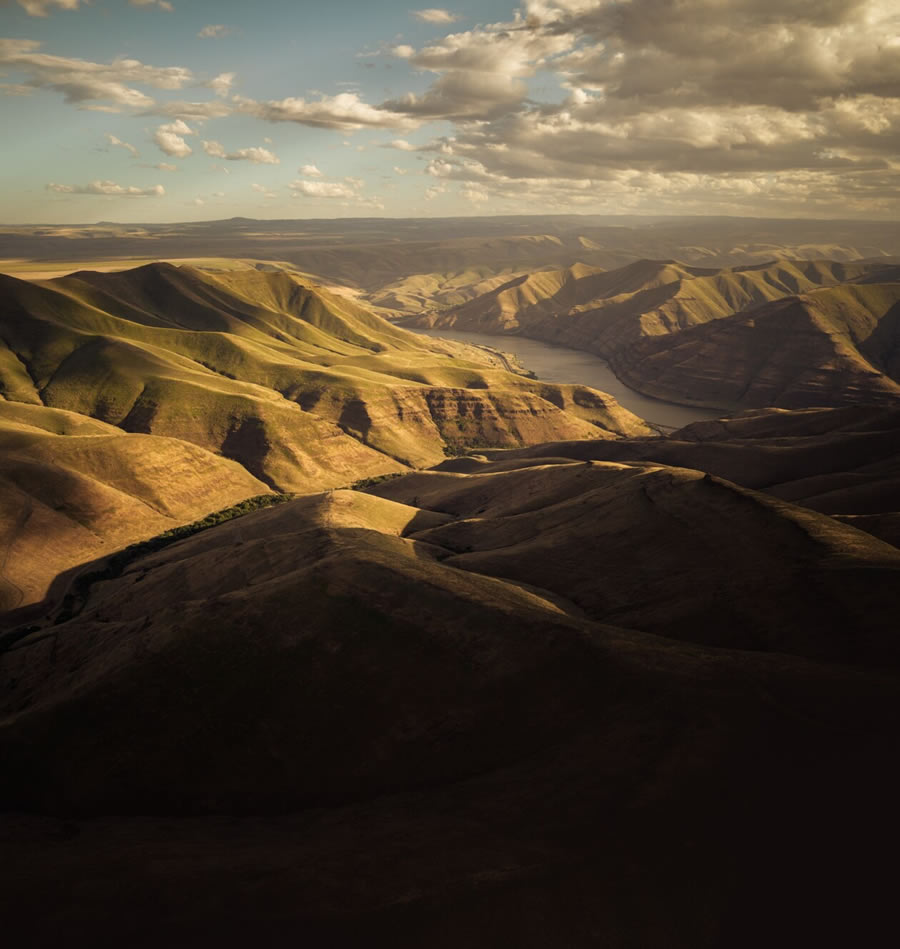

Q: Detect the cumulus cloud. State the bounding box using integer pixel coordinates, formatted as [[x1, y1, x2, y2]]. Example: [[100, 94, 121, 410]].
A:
[[552, 0, 900, 114], [198, 25, 230, 39], [17, 0, 80, 14], [106, 133, 139, 158], [154, 162, 177, 171], [47, 179, 164, 196], [290, 179, 358, 198], [207, 72, 235, 98], [130, 0, 174, 10], [383, 21, 574, 121], [411, 9, 460, 23], [370, 0, 900, 216], [251, 183, 277, 198], [202, 140, 280, 163], [0, 38, 191, 110], [234, 92, 417, 130], [300, 163, 323, 176], [154, 119, 194, 157]]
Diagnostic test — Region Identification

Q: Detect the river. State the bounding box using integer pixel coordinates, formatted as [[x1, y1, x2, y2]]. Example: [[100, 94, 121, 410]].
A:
[[409, 327, 725, 430]]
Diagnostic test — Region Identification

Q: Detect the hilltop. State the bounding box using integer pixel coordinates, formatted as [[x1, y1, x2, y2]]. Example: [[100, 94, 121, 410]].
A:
[[0, 261, 649, 609]]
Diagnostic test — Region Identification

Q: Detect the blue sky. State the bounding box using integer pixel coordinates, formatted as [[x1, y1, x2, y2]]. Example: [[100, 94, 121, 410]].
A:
[[2, 1, 898, 223]]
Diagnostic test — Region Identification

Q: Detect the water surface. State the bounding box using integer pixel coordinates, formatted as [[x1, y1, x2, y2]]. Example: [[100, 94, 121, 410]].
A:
[[410, 327, 725, 430]]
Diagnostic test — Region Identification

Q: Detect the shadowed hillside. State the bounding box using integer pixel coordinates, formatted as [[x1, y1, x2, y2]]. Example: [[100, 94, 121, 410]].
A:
[[451, 405, 900, 547], [610, 283, 900, 409], [409, 257, 899, 352], [1, 457, 897, 946], [405, 258, 900, 410]]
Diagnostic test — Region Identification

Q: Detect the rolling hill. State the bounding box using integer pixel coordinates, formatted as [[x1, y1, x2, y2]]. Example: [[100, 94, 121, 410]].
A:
[[1, 445, 897, 945], [0, 263, 650, 489], [0, 400, 270, 613], [610, 283, 900, 409], [0, 261, 653, 611], [408, 257, 899, 353]]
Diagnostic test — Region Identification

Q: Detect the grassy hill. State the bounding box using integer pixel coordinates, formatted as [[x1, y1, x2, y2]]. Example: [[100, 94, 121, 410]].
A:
[[409, 257, 899, 353], [1, 436, 897, 944], [0, 400, 269, 612], [0, 263, 651, 488], [610, 283, 900, 409], [0, 261, 654, 610]]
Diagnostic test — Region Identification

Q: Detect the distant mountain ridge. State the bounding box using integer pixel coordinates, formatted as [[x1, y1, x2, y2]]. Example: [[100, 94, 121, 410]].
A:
[[406, 258, 900, 410]]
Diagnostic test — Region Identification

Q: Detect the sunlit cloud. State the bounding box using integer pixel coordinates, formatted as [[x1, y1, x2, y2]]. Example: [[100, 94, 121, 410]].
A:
[[105, 133, 139, 158], [47, 179, 165, 196], [202, 140, 280, 164], [411, 9, 460, 24], [154, 119, 194, 158]]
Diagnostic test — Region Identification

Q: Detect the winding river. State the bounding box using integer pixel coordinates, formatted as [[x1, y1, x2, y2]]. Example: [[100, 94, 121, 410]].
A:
[[409, 327, 724, 430]]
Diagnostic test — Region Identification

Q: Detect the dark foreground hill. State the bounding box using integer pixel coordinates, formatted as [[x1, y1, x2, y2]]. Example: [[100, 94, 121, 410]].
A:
[[1, 416, 898, 946], [476, 405, 900, 547]]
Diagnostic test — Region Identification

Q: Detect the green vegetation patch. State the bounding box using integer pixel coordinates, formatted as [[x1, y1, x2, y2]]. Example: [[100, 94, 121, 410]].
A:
[[54, 494, 292, 625]]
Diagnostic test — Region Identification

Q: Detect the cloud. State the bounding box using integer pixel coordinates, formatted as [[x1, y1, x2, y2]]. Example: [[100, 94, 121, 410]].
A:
[[0, 38, 191, 110], [383, 21, 574, 120], [154, 119, 194, 157], [207, 72, 235, 98], [17, 0, 81, 15], [461, 184, 489, 203], [251, 183, 277, 198], [551, 0, 900, 114], [202, 140, 280, 163], [300, 163, 323, 176], [198, 25, 230, 39], [234, 92, 417, 130], [387, 138, 418, 151], [143, 100, 232, 121], [393, 166, 410, 175], [290, 179, 358, 198], [130, 0, 174, 10], [370, 0, 900, 216], [47, 179, 164, 196], [411, 9, 460, 24], [106, 133, 139, 158], [154, 162, 177, 171]]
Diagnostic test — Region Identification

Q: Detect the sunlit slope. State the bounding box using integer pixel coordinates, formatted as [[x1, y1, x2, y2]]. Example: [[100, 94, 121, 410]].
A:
[[410, 258, 899, 356], [610, 283, 900, 409], [0, 264, 651, 485], [0, 400, 268, 612]]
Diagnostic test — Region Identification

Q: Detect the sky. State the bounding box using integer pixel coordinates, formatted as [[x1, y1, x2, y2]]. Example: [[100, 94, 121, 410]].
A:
[[1, 0, 898, 223]]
